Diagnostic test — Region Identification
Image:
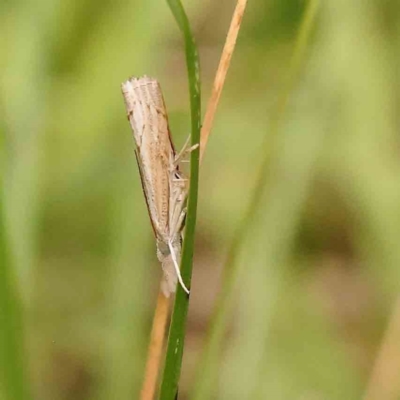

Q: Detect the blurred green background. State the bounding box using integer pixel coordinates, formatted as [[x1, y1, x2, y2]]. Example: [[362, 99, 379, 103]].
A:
[[2, 0, 400, 399]]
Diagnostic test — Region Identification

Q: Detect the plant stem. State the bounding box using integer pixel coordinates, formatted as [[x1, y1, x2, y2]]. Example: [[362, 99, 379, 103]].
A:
[[199, 0, 248, 163], [158, 0, 201, 399], [363, 297, 400, 400], [140, 290, 171, 400], [0, 195, 31, 400]]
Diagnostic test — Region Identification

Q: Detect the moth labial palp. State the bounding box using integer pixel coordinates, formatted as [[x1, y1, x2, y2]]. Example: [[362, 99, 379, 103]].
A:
[[121, 75, 197, 297]]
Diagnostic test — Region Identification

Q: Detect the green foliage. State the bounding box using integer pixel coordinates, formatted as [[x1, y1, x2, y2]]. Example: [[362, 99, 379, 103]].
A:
[[2, 0, 400, 399], [159, 1, 201, 399], [0, 198, 31, 400]]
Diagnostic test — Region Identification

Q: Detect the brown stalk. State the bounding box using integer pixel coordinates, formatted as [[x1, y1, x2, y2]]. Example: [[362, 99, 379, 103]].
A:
[[200, 0, 248, 163], [139, 0, 247, 398], [363, 297, 400, 400], [140, 289, 170, 400]]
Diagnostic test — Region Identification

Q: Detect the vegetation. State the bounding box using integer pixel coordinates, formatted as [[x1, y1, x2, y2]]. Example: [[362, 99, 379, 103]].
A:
[[1, 0, 400, 399]]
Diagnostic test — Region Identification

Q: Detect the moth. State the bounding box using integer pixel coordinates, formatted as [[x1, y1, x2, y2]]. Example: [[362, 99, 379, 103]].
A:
[[121, 76, 195, 297]]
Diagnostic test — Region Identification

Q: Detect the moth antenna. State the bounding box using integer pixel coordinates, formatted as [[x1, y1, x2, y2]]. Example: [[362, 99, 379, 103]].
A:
[[168, 241, 190, 295]]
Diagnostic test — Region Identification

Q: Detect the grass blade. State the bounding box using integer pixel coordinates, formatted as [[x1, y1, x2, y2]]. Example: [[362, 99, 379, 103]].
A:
[[158, 0, 201, 399], [0, 195, 31, 400]]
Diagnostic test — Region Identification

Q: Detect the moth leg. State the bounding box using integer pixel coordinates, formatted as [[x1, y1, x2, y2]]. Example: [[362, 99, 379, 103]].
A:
[[174, 135, 199, 166], [169, 187, 187, 236], [171, 169, 189, 196], [174, 135, 190, 163], [172, 177, 189, 189], [170, 171, 188, 204], [168, 240, 190, 295], [168, 170, 189, 243], [170, 207, 187, 239]]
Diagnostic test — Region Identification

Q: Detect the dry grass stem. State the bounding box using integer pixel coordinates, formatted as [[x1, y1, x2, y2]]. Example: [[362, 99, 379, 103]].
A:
[[363, 297, 400, 400], [140, 289, 170, 400], [199, 0, 248, 163]]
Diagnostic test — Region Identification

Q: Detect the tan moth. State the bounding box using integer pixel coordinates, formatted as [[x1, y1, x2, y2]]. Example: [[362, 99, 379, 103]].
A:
[[121, 76, 195, 297]]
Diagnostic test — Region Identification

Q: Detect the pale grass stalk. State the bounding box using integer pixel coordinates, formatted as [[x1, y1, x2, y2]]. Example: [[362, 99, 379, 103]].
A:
[[200, 0, 248, 163], [140, 289, 170, 400], [363, 297, 400, 400], [139, 0, 247, 397]]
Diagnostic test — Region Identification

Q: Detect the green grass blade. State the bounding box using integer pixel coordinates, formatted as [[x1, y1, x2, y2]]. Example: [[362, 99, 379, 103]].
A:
[[0, 196, 31, 400], [191, 1, 320, 398], [158, 1, 201, 399]]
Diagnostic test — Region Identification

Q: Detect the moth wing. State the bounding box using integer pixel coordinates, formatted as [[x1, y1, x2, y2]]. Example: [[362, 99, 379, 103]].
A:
[[123, 76, 175, 242], [134, 149, 157, 237]]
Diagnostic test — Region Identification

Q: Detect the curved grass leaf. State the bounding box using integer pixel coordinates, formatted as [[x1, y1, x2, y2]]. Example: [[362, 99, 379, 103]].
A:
[[158, 1, 201, 399]]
